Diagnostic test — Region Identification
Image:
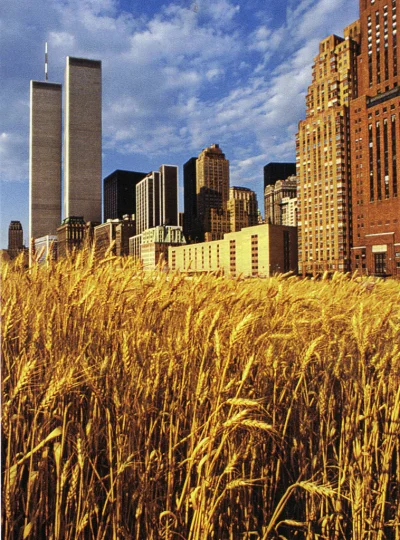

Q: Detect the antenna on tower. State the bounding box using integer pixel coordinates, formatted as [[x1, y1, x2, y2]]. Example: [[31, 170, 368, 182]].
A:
[[45, 42, 48, 81]]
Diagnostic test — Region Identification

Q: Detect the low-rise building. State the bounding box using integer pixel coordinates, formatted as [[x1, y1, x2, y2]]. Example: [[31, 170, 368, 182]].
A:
[[130, 226, 186, 270], [169, 223, 297, 277], [116, 216, 136, 257], [57, 216, 86, 257], [34, 235, 57, 264], [94, 220, 119, 256], [94, 216, 135, 257], [84, 221, 101, 247]]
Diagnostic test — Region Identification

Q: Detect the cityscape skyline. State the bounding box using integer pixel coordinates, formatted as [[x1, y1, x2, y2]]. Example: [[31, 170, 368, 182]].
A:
[[0, 0, 360, 249]]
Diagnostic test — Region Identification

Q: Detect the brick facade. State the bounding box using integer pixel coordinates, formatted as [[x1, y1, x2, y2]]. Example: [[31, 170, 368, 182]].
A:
[[351, 0, 400, 277]]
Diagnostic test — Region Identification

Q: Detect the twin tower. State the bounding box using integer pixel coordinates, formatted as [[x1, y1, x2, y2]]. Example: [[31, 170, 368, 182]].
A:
[[29, 57, 102, 242]]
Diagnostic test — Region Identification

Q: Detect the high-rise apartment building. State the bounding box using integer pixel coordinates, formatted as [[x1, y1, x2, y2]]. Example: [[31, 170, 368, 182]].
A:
[[8, 221, 24, 259], [264, 176, 297, 225], [64, 57, 102, 223], [350, 0, 400, 277], [227, 187, 258, 232], [103, 170, 147, 221], [136, 165, 178, 235], [296, 22, 361, 275], [196, 144, 230, 241], [264, 162, 296, 190], [29, 81, 62, 243]]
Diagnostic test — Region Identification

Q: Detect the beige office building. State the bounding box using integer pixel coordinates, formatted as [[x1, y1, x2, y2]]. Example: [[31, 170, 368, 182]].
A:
[[227, 187, 258, 232], [64, 57, 102, 223], [29, 81, 62, 243], [204, 208, 231, 242], [196, 144, 230, 240], [169, 224, 297, 277]]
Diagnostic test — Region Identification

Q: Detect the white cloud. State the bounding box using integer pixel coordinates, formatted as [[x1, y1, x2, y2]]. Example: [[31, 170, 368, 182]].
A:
[[196, 0, 240, 28], [49, 31, 76, 49], [122, 6, 240, 66], [206, 68, 224, 81], [231, 153, 268, 185], [249, 24, 286, 58], [288, 0, 358, 42], [286, 0, 316, 27], [0, 0, 360, 222]]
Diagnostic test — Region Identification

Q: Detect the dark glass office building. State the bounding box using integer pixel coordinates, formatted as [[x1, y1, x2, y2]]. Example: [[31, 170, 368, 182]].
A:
[[263, 162, 296, 190], [183, 157, 197, 241], [160, 165, 179, 227], [103, 169, 147, 221]]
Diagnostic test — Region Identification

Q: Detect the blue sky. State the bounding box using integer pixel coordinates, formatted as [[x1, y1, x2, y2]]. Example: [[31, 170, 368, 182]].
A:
[[0, 0, 359, 249]]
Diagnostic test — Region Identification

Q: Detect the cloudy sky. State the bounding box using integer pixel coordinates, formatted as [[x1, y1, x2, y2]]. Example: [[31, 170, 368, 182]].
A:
[[0, 0, 359, 248]]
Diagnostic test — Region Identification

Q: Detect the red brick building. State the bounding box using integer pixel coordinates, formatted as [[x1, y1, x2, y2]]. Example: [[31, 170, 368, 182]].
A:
[[350, 0, 400, 277]]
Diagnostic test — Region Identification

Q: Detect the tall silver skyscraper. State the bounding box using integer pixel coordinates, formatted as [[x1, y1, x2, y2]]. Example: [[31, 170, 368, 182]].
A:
[[64, 57, 102, 223], [29, 81, 62, 242]]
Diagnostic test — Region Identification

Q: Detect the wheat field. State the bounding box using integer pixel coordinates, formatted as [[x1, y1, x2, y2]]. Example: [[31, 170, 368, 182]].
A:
[[2, 248, 400, 539]]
